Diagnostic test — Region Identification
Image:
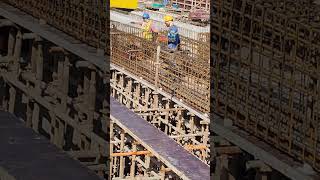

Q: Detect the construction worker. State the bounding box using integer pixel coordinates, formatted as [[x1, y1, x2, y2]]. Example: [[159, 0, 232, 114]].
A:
[[163, 0, 169, 6], [131, 12, 158, 41], [164, 15, 180, 52]]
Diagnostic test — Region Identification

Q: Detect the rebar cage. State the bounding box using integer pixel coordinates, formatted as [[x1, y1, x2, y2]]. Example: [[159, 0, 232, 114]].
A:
[[4, 0, 109, 52], [212, 0, 320, 171], [111, 22, 210, 113]]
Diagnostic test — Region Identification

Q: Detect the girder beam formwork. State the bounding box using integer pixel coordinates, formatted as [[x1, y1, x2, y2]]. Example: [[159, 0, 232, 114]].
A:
[[110, 97, 210, 180], [110, 117, 179, 179], [111, 69, 210, 164], [0, 13, 109, 179], [212, 0, 320, 174]]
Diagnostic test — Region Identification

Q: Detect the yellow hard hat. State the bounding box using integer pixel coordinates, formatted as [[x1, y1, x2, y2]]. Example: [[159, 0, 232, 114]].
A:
[[164, 15, 173, 22]]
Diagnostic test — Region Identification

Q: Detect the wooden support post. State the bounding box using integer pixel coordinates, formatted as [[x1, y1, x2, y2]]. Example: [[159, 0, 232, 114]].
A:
[[190, 114, 195, 133], [134, 83, 141, 109], [32, 36, 43, 132], [110, 121, 114, 177], [26, 100, 32, 128], [8, 86, 15, 113], [62, 55, 70, 111], [145, 154, 151, 169], [160, 165, 166, 180], [12, 30, 22, 72], [119, 74, 124, 103], [50, 111, 57, 144], [152, 92, 159, 109], [130, 142, 137, 177], [0, 82, 7, 111], [144, 88, 150, 111], [31, 40, 37, 74], [214, 154, 230, 180], [164, 100, 170, 128], [57, 119, 65, 148], [83, 134, 91, 150], [113, 156, 118, 177], [32, 102, 40, 132], [126, 79, 132, 108], [72, 115, 81, 146], [7, 28, 15, 57], [119, 130, 125, 178], [247, 160, 271, 180], [112, 71, 116, 97], [260, 173, 268, 180], [84, 70, 90, 98], [35, 37, 43, 92], [202, 123, 209, 160], [155, 45, 160, 90], [57, 57, 64, 88], [176, 110, 182, 143], [88, 70, 96, 126]]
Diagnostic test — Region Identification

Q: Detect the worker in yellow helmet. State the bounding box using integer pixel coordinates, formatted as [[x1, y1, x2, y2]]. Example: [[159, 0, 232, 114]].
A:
[[164, 15, 180, 51], [131, 12, 159, 41]]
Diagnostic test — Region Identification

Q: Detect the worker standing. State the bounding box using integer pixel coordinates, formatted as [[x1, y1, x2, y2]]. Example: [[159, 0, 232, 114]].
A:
[[131, 12, 158, 41], [164, 15, 180, 52]]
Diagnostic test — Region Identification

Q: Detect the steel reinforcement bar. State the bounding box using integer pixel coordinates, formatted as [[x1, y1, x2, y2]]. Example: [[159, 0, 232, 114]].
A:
[[212, 0, 320, 173], [3, 0, 109, 54], [110, 10, 210, 41], [110, 23, 210, 114]]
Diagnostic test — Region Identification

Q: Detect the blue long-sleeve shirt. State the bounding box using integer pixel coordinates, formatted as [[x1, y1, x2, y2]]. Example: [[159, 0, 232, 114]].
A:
[[163, 0, 169, 6], [167, 25, 180, 50]]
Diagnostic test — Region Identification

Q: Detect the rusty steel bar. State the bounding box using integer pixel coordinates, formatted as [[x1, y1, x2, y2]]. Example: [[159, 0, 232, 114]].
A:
[[3, 0, 108, 52], [212, 0, 320, 175], [110, 24, 210, 113]]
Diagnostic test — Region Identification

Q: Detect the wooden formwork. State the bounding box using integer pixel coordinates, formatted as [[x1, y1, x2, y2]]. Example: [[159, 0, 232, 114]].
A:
[[0, 16, 109, 178], [111, 69, 210, 164], [212, 0, 320, 172], [110, 97, 210, 180]]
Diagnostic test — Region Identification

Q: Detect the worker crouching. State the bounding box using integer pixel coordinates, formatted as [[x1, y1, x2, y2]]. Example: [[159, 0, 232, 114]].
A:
[[164, 15, 180, 52]]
